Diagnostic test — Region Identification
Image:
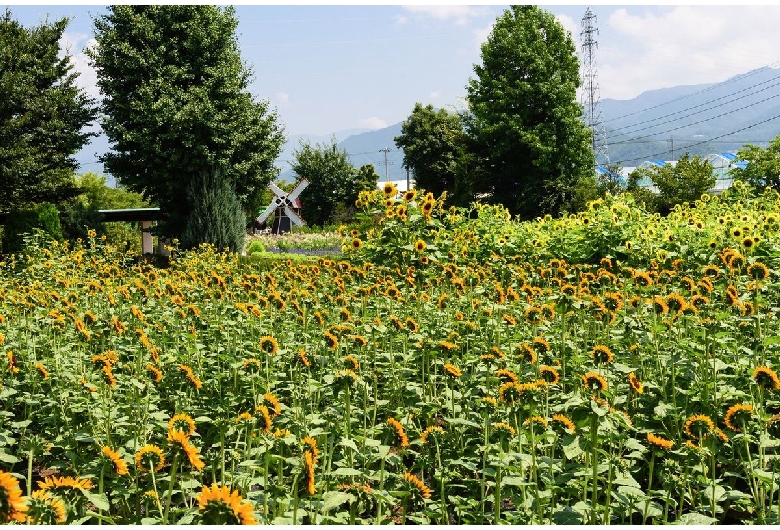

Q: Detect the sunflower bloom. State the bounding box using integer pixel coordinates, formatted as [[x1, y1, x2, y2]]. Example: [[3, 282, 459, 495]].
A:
[[324, 330, 339, 350], [443, 363, 462, 378], [256, 405, 273, 432], [516, 343, 538, 364], [591, 344, 614, 364], [753, 366, 780, 391], [242, 358, 261, 372], [135, 445, 165, 473], [26, 490, 65, 524], [387, 417, 409, 448], [420, 426, 445, 444], [628, 372, 644, 394], [724, 403, 754, 432], [0, 470, 27, 522], [196, 483, 257, 525], [146, 363, 162, 383], [6, 351, 19, 373], [403, 471, 432, 499], [647, 432, 674, 450], [178, 364, 203, 389], [551, 413, 576, 433], [747, 261, 770, 281], [582, 372, 608, 392], [301, 436, 319, 463], [523, 416, 548, 429], [539, 365, 560, 385], [263, 393, 282, 418], [37, 475, 94, 492], [168, 430, 206, 471], [102, 446, 129, 476], [684, 414, 715, 440], [492, 422, 516, 436], [259, 335, 279, 355], [496, 368, 518, 383], [303, 451, 316, 495], [342, 355, 359, 371], [168, 413, 196, 437], [35, 362, 49, 379], [298, 349, 311, 367]]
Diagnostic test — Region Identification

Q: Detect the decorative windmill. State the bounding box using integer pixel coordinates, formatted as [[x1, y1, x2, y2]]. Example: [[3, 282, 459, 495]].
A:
[[256, 178, 309, 235]]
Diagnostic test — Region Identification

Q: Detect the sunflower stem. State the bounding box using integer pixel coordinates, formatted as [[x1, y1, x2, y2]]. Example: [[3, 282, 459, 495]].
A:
[[163, 452, 180, 524]]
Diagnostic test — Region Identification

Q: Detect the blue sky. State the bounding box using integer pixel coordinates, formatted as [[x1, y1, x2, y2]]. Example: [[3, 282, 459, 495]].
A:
[[9, 4, 780, 139]]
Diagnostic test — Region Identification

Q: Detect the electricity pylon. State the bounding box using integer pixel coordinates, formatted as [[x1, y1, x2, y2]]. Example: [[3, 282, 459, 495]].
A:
[[580, 7, 610, 167]]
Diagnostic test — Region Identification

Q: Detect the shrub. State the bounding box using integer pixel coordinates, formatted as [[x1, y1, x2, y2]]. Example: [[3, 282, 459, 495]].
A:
[[180, 168, 246, 253], [1, 203, 63, 254], [246, 240, 266, 256]]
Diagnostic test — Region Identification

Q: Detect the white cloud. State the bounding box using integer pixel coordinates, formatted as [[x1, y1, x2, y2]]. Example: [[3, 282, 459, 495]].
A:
[[274, 92, 290, 104], [395, 15, 408, 25], [402, 5, 486, 26], [60, 32, 100, 99], [596, 6, 780, 100], [359, 117, 387, 129], [555, 14, 578, 42], [473, 22, 493, 52]]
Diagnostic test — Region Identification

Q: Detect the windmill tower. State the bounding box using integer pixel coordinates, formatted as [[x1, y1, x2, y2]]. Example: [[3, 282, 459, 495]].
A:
[[580, 7, 610, 168], [256, 179, 309, 235]]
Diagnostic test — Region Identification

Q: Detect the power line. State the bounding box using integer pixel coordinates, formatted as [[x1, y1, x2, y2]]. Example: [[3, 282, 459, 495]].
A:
[[610, 75, 780, 135], [611, 112, 780, 166], [604, 60, 780, 124], [609, 92, 780, 146]]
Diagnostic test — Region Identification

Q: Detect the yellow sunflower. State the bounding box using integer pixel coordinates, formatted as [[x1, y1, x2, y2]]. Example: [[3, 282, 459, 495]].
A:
[[196, 483, 257, 525], [259, 335, 279, 355], [135, 445, 165, 473], [101, 446, 129, 476], [403, 471, 432, 499], [0, 470, 27, 522], [168, 413, 196, 438]]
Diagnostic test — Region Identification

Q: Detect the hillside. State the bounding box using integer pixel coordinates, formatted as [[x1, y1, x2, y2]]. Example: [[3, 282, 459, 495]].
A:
[[602, 66, 780, 165]]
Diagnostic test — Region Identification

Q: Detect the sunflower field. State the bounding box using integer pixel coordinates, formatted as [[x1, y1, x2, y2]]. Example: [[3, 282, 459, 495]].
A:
[[2, 180, 780, 524]]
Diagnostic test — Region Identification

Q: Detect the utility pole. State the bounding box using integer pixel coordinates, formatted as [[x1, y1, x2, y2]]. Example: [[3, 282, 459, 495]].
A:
[[580, 7, 609, 168], [379, 147, 391, 181], [668, 136, 674, 161]]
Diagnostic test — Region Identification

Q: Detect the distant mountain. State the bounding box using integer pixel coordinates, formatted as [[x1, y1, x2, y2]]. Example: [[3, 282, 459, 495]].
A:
[[278, 124, 406, 183], [601, 66, 780, 167]]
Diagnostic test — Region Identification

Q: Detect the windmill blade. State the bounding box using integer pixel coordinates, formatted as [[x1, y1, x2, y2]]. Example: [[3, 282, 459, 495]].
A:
[[268, 181, 286, 198], [284, 205, 306, 226], [256, 200, 278, 224], [287, 178, 310, 202]]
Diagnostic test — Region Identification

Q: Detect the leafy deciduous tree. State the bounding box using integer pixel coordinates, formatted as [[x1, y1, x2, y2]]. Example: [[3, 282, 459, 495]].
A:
[[628, 153, 715, 214], [730, 134, 780, 191], [394, 103, 464, 200], [0, 9, 96, 210], [89, 5, 284, 243], [465, 5, 595, 219], [289, 137, 369, 227]]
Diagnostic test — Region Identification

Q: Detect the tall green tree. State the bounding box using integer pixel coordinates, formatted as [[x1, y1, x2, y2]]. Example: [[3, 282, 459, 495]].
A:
[[88, 6, 284, 242], [465, 5, 595, 219], [289, 137, 366, 226], [628, 154, 715, 215], [730, 134, 780, 191], [0, 9, 96, 210], [394, 103, 464, 200]]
